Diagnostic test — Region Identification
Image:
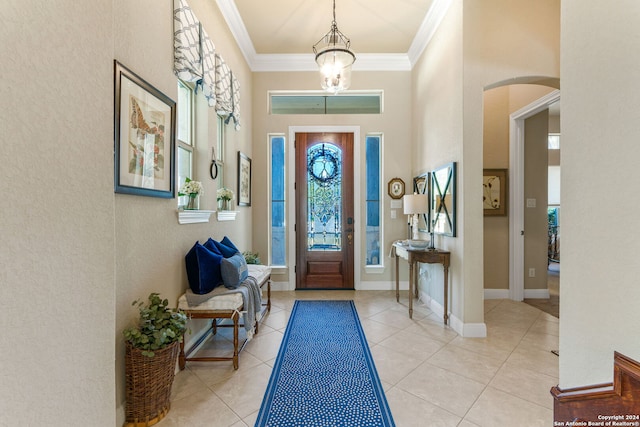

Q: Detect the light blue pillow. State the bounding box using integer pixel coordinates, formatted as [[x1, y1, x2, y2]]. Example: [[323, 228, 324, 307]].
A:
[[220, 252, 248, 289]]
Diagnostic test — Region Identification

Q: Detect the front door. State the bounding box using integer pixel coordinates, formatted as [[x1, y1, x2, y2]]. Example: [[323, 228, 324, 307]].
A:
[[295, 132, 354, 289]]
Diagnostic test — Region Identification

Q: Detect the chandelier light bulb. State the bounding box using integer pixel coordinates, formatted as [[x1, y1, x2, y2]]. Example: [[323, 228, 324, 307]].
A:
[[312, 0, 355, 94]]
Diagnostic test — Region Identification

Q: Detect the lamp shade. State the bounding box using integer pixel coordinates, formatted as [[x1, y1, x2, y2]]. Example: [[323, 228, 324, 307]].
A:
[[403, 194, 428, 215]]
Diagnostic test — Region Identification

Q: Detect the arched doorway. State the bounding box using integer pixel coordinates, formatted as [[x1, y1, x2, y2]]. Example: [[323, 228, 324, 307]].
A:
[[482, 77, 560, 306]]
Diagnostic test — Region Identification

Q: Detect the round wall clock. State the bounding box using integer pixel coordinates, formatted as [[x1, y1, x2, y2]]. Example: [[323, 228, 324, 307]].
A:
[[387, 177, 405, 199]]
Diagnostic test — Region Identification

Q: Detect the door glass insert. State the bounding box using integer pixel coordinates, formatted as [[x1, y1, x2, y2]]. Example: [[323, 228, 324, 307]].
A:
[[307, 143, 342, 251]]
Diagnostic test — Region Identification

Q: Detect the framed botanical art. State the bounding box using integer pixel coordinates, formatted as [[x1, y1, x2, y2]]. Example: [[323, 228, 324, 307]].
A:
[[114, 60, 176, 198], [237, 151, 252, 206], [483, 169, 508, 216]]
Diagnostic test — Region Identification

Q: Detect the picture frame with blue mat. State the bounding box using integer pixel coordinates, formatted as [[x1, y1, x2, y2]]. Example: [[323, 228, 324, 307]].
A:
[[114, 60, 176, 198]]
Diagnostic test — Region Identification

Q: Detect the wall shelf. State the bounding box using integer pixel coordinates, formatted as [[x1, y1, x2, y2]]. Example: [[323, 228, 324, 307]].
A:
[[177, 210, 215, 224], [217, 210, 237, 221]]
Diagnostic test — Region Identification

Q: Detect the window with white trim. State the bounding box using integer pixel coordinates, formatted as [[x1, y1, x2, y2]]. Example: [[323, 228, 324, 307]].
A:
[[177, 80, 194, 207], [270, 135, 286, 266], [365, 134, 382, 266]]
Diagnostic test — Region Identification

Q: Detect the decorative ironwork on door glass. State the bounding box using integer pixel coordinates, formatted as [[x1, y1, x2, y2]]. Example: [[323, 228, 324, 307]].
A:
[[307, 143, 342, 251]]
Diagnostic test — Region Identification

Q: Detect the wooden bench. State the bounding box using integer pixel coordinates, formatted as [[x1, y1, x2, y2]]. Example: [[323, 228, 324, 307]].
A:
[[177, 265, 271, 370]]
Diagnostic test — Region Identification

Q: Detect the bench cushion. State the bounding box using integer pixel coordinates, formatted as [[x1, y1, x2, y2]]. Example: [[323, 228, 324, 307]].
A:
[[178, 265, 271, 312]]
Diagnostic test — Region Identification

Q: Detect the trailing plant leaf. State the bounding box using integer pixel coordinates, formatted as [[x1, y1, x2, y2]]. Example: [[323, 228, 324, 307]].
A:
[[123, 292, 188, 358]]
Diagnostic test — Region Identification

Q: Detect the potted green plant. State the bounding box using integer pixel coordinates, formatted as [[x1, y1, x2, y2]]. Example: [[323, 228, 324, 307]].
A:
[[123, 293, 188, 427], [242, 251, 261, 265]]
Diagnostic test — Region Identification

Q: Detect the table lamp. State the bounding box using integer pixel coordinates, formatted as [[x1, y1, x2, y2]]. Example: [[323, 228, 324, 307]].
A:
[[403, 193, 428, 241]]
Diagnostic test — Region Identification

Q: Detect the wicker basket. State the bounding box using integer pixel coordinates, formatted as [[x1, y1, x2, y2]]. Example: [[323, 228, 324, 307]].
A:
[[124, 340, 180, 427]]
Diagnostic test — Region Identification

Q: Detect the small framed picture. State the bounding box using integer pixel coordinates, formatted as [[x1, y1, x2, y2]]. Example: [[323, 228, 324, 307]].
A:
[[483, 169, 508, 216], [387, 177, 405, 199], [114, 61, 176, 198], [237, 151, 252, 206]]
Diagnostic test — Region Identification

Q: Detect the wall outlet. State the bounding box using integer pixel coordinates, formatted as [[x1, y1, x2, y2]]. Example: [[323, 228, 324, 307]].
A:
[[528, 268, 536, 278], [391, 210, 397, 219], [526, 198, 537, 208]]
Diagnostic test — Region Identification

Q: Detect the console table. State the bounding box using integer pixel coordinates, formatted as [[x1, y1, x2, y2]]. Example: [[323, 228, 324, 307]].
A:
[[392, 241, 451, 323]]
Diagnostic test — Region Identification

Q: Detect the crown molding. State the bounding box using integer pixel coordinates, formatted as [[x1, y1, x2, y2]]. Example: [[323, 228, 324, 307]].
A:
[[250, 53, 411, 72], [216, 0, 257, 67], [217, 0, 451, 73], [407, 0, 454, 67]]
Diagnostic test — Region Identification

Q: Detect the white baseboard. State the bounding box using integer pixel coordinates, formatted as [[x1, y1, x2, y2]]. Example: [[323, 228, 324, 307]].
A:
[[458, 320, 487, 338], [271, 281, 294, 291], [418, 291, 487, 338], [484, 288, 550, 299], [524, 288, 550, 299], [484, 289, 510, 299]]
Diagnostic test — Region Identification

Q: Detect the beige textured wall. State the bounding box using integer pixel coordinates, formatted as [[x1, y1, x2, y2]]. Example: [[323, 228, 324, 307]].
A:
[[523, 110, 549, 290], [411, 0, 559, 328], [0, 1, 116, 425], [461, 0, 559, 323], [482, 87, 510, 290], [251, 71, 412, 285], [483, 85, 556, 291], [560, 0, 640, 388], [113, 0, 253, 421], [412, 0, 465, 323]]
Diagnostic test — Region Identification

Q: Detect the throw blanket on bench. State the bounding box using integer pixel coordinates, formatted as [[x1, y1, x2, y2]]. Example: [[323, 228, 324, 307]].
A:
[[184, 276, 262, 339]]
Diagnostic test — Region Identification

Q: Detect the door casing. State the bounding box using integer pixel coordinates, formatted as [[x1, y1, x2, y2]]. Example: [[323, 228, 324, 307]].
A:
[[295, 132, 354, 289], [286, 126, 361, 291], [509, 90, 560, 300]]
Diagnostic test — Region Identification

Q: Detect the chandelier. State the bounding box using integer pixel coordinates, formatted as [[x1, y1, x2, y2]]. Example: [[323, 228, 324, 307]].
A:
[[312, 0, 356, 94]]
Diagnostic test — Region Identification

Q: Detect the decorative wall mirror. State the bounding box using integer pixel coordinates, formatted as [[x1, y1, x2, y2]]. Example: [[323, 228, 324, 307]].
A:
[[431, 162, 457, 236], [413, 172, 430, 232]]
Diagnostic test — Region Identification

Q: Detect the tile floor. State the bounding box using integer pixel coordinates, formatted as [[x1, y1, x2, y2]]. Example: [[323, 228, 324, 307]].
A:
[[164, 291, 558, 426]]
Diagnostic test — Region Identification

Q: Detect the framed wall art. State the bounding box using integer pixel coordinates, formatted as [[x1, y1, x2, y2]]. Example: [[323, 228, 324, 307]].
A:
[[483, 169, 508, 216], [114, 60, 176, 198], [431, 162, 457, 236], [237, 151, 252, 206], [387, 177, 405, 199]]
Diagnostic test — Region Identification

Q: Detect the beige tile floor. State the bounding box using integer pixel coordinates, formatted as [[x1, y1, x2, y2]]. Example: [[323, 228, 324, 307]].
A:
[[164, 291, 558, 426]]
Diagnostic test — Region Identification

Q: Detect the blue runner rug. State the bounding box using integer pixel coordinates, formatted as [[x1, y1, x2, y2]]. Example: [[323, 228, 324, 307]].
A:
[[255, 300, 395, 426]]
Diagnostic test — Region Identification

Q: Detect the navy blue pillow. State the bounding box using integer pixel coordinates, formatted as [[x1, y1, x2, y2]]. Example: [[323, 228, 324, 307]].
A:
[[203, 238, 224, 255], [185, 242, 224, 294], [220, 252, 248, 289], [221, 236, 240, 253], [209, 238, 238, 258]]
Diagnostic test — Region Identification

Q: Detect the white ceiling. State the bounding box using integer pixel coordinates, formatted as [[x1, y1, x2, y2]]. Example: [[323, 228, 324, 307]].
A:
[[216, 0, 452, 72]]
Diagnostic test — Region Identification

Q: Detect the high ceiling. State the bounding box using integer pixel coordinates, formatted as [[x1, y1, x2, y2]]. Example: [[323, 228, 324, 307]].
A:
[[216, 0, 450, 72]]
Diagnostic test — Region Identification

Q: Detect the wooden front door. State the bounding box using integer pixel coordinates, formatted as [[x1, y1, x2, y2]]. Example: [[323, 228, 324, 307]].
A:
[[295, 132, 354, 289]]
